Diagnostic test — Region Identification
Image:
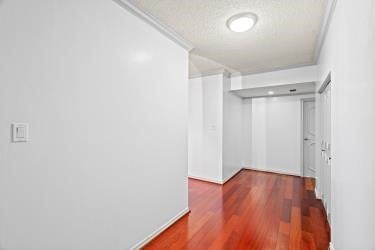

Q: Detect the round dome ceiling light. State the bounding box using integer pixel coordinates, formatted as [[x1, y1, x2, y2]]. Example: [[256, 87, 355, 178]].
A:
[[227, 12, 258, 33]]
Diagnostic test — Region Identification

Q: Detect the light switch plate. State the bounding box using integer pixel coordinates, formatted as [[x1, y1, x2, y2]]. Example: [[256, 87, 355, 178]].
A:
[[12, 123, 29, 142]]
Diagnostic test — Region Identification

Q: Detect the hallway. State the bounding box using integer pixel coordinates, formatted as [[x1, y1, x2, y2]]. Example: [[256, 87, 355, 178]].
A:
[[144, 170, 330, 249]]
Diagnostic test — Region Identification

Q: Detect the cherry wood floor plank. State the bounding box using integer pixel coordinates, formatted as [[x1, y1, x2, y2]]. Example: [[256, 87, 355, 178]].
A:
[[276, 232, 290, 250], [208, 215, 240, 250], [143, 169, 330, 250], [289, 206, 302, 250], [279, 221, 291, 235]]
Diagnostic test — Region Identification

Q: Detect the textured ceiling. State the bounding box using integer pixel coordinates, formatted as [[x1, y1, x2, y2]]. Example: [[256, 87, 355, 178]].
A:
[[131, 0, 327, 76]]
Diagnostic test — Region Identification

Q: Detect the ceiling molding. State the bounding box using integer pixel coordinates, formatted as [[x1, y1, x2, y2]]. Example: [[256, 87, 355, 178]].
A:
[[189, 69, 231, 79], [313, 0, 338, 63], [113, 0, 194, 51]]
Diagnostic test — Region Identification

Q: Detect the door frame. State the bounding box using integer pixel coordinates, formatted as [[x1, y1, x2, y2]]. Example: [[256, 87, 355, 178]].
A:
[[319, 72, 332, 223], [300, 97, 316, 177]]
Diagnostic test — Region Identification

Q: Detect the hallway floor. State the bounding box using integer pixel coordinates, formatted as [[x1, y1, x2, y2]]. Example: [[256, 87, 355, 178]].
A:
[[143, 169, 330, 250]]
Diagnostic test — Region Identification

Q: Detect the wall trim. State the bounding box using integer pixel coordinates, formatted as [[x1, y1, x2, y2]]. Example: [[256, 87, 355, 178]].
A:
[[113, 0, 193, 51], [315, 187, 322, 199], [131, 207, 190, 249], [243, 166, 301, 177]]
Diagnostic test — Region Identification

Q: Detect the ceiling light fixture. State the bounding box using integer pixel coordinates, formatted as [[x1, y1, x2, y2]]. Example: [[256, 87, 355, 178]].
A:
[[268, 91, 274, 95], [227, 12, 258, 33]]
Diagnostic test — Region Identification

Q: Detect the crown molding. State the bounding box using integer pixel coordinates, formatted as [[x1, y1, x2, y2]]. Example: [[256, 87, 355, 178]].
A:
[[313, 0, 338, 63], [113, 0, 194, 51], [189, 69, 231, 79]]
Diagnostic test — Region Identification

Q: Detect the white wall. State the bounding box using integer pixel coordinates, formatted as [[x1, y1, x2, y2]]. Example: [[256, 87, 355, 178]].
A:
[[188, 75, 223, 182], [222, 76, 243, 181], [0, 0, 188, 249], [317, 1, 375, 248], [249, 95, 313, 176], [241, 99, 252, 167], [232, 65, 320, 90], [188, 74, 243, 183]]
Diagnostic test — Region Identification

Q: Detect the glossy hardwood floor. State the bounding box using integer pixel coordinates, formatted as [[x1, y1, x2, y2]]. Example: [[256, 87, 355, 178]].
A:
[[143, 169, 330, 250]]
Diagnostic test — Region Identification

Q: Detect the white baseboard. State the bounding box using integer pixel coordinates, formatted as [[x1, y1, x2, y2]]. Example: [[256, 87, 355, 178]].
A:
[[188, 175, 223, 184], [243, 166, 300, 177], [329, 242, 334, 250], [131, 207, 190, 249], [222, 168, 242, 184], [315, 187, 322, 199], [189, 168, 242, 185]]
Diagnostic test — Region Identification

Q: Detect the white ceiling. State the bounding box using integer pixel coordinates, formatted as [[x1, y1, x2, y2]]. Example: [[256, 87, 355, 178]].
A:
[[131, 0, 328, 76]]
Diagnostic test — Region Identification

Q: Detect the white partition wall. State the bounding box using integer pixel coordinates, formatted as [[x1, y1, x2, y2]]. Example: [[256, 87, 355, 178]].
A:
[[188, 75, 224, 183], [0, 0, 189, 249], [188, 73, 243, 183]]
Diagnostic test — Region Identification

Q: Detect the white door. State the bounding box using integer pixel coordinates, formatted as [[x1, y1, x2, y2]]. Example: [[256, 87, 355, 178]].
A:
[[320, 84, 332, 219], [303, 100, 316, 177]]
